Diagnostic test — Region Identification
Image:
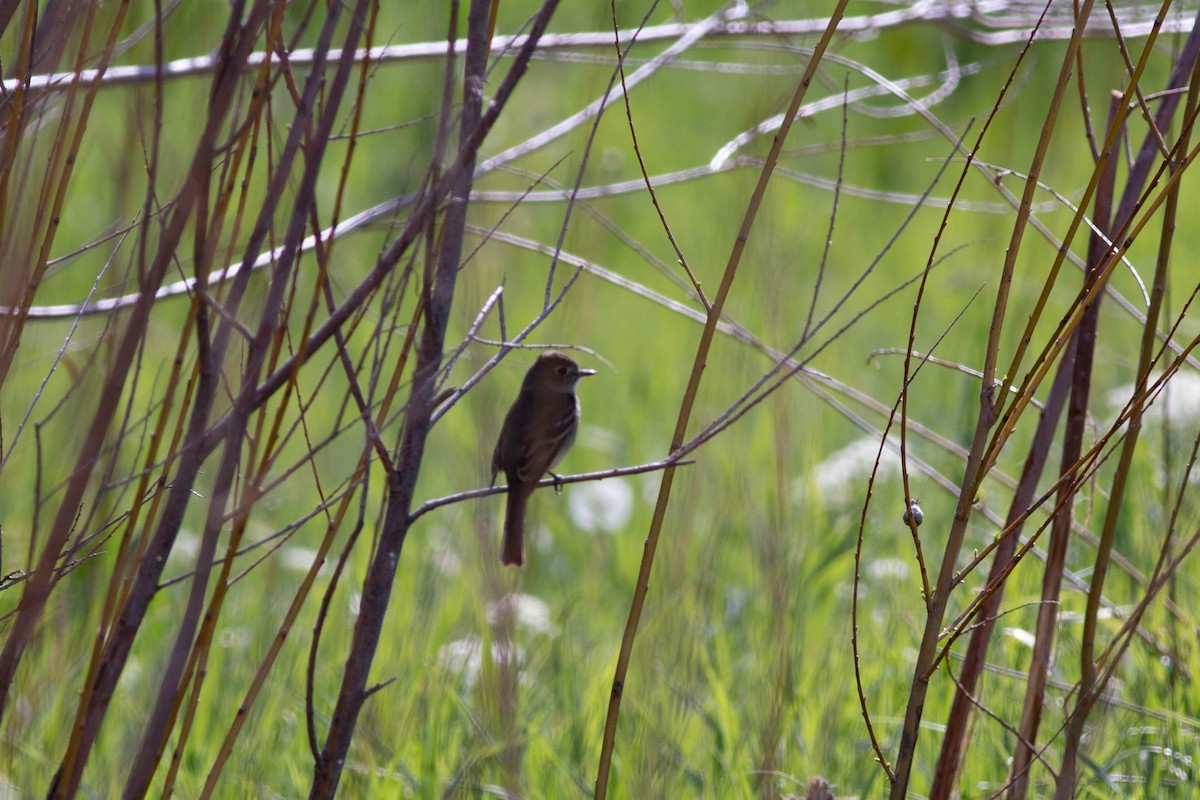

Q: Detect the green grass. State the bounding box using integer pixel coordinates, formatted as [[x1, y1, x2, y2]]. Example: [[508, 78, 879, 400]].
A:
[[2, 2, 1200, 797]]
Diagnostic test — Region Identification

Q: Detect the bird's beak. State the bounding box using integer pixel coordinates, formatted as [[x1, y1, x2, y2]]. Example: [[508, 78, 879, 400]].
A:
[[579, 368, 597, 377]]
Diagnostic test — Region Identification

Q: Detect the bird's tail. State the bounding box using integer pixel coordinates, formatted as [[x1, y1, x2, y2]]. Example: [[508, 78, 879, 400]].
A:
[[501, 487, 527, 566]]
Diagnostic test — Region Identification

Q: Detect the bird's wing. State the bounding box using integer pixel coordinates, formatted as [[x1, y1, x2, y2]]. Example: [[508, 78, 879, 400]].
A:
[[514, 393, 577, 482]]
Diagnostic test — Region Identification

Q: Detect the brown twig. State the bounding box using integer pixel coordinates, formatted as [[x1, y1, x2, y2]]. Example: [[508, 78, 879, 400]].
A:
[[308, 1, 563, 795]]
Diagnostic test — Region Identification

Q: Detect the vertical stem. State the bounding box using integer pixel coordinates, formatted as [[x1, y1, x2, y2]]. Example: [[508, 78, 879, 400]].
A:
[[927, 337, 1074, 799], [1055, 49, 1200, 797], [47, 5, 282, 793], [307, 1, 561, 795], [929, 14, 1200, 791], [593, 3, 850, 796], [121, 4, 365, 793], [1006, 96, 1120, 800], [887, 4, 1095, 795]]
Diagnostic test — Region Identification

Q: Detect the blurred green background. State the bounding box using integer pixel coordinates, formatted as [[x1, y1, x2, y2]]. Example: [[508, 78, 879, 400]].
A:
[[1, 0, 1199, 797]]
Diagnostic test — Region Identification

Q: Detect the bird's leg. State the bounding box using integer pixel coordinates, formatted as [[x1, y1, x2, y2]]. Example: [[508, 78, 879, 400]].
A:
[[550, 472, 564, 494]]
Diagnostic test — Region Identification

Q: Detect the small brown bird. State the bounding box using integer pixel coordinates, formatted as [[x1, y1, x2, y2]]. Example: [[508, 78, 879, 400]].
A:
[[491, 351, 595, 566]]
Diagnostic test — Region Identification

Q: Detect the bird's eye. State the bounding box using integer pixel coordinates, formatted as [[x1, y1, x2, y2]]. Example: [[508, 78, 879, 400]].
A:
[[558, 366, 569, 376]]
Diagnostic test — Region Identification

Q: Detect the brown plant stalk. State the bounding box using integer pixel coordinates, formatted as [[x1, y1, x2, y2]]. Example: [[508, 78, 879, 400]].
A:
[[593, 0, 850, 795]]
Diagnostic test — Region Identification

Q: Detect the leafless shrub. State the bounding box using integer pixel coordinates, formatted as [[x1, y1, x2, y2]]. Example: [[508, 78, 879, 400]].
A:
[[1, 1, 1198, 798]]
